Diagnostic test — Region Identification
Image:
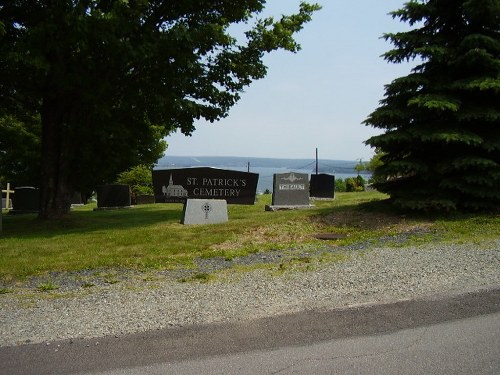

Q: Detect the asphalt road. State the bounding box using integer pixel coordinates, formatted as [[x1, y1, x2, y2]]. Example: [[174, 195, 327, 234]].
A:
[[1, 287, 499, 375]]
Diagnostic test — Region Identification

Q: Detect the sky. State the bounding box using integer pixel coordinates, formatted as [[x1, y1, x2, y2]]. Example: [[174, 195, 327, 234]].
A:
[[165, 0, 416, 162]]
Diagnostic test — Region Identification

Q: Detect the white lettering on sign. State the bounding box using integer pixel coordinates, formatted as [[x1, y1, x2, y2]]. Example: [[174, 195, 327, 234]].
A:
[[279, 184, 306, 190], [201, 178, 247, 187], [193, 188, 241, 197]]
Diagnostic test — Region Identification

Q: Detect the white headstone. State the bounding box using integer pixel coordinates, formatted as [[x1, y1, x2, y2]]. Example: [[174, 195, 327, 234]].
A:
[[181, 199, 228, 225]]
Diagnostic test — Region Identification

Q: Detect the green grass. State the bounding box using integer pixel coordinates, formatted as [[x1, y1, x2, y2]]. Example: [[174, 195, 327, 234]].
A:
[[0, 192, 498, 283]]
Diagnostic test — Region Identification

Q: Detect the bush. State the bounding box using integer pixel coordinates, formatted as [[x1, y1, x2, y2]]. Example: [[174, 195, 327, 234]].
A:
[[345, 176, 366, 192], [335, 178, 346, 192]]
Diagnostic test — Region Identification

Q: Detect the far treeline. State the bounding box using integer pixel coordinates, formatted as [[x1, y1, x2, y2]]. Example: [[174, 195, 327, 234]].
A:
[[1, 0, 499, 218]]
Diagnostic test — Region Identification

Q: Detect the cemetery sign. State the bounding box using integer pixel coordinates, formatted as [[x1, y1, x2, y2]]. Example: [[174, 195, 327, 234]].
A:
[[152, 167, 259, 205]]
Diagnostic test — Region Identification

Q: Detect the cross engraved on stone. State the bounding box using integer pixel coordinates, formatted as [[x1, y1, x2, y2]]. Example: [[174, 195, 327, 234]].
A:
[[201, 202, 212, 219]]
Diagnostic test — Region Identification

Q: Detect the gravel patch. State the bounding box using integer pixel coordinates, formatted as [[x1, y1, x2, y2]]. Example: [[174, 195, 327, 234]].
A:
[[1, 239, 499, 347]]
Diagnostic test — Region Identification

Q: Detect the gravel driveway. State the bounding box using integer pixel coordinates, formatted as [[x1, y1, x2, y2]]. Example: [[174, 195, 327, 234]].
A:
[[1, 238, 499, 347]]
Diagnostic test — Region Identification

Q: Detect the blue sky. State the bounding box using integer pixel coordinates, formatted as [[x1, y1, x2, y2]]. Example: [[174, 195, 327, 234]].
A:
[[165, 0, 415, 161]]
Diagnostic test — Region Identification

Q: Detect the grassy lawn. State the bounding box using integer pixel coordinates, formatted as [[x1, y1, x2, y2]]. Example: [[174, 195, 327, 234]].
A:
[[1, 192, 499, 283]]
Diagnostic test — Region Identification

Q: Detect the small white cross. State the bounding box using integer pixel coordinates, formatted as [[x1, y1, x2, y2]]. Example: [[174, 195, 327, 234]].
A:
[[2, 183, 14, 209]]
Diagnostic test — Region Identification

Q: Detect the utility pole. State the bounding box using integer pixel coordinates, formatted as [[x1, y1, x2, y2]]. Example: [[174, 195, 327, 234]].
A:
[[315, 148, 319, 175]]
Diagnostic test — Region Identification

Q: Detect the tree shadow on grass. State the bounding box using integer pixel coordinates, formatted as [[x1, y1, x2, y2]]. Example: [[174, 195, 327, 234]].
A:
[[310, 198, 436, 231], [0, 204, 184, 239]]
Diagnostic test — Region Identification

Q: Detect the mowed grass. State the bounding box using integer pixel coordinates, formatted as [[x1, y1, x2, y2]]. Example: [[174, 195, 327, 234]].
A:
[[1, 192, 498, 282]]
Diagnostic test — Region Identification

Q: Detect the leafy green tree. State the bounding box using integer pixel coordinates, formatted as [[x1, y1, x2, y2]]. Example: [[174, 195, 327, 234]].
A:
[[0, 115, 41, 188], [366, 148, 386, 185], [116, 164, 153, 201], [354, 159, 367, 176], [0, 1, 320, 218], [364, 0, 500, 212]]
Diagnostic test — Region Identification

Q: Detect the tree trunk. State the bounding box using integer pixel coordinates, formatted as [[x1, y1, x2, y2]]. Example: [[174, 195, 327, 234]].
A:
[[38, 96, 73, 219]]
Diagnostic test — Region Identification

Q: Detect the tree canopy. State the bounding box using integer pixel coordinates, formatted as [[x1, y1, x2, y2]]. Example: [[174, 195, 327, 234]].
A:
[[364, 0, 500, 212], [0, 0, 320, 218]]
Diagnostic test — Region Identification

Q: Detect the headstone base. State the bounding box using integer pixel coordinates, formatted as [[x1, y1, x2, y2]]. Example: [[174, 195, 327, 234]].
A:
[[182, 199, 228, 225], [265, 204, 315, 212]]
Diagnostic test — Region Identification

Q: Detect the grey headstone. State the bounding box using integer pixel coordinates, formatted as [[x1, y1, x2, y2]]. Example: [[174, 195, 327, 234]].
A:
[[181, 199, 228, 225], [271, 172, 310, 206]]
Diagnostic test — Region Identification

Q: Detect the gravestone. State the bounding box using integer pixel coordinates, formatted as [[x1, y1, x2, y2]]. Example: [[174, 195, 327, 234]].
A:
[[70, 192, 84, 206], [310, 173, 335, 199], [95, 184, 131, 209], [266, 172, 312, 211], [135, 194, 155, 205], [181, 199, 228, 225], [153, 167, 259, 205], [11, 187, 40, 214]]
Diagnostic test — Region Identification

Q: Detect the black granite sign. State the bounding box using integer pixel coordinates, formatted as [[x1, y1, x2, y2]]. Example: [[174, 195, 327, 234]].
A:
[[310, 174, 335, 199], [152, 167, 259, 205], [271, 172, 310, 206]]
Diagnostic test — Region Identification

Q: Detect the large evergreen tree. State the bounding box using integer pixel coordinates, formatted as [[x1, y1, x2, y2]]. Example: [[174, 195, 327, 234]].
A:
[[364, 0, 500, 212], [0, 1, 319, 218]]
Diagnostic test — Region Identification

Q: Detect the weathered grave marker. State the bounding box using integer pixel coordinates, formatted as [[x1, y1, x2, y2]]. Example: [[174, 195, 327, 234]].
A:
[[181, 199, 228, 225], [266, 172, 313, 211], [153, 167, 259, 205]]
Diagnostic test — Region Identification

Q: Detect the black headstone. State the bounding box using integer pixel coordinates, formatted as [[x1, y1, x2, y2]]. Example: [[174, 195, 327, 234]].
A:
[[12, 187, 40, 213], [271, 172, 310, 206], [310, 174, 335, 199], [96, 184, 131, 208], [152, 167, 259, 205], [136, 194, 155, 205], [70, 192, 84, 205]]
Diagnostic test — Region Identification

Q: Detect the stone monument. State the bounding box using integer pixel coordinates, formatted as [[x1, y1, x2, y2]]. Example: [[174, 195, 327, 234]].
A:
[[310, 173, 335, 199], [266, 172, 313, 211], [153, 167, 259, 205], [181, 199, 228, 225], [95, 184, 132, 209], [11, 186, 40, 214]]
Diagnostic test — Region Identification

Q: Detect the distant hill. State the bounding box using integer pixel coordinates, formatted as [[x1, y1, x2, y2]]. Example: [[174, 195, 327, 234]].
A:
[[156, 155, 366, 175]]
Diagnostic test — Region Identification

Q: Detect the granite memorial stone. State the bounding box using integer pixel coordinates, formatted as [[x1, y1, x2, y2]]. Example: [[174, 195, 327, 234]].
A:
[[96, 184, 131, 209], [11, 187, 40, 214], [135, 194, 155, 205], [181, 199, 228, 225], [153, 167, 259, 205], [267, 172, 312, 210], [310, 173, 335, 199]]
